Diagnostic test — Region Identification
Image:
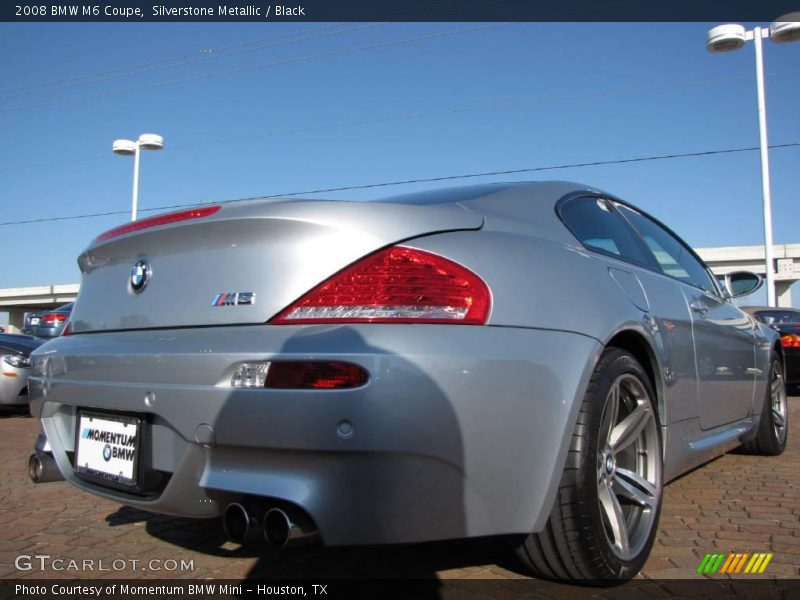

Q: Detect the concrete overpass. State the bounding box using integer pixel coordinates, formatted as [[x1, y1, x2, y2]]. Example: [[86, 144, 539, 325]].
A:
[[696, 243, 800, 307], [0, 284, 79, 333], [1, 244, 798, 333]]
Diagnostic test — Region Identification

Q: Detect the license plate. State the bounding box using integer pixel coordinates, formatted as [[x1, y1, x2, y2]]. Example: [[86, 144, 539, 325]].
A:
[[75, 412, 141, 488], [30, 317, 40, 325]]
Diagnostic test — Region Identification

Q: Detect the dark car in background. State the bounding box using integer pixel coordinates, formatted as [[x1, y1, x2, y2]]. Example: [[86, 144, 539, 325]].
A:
[[0, 333, 44, 407], [23, 303, 73, 339], [743, 306, 800, 388]]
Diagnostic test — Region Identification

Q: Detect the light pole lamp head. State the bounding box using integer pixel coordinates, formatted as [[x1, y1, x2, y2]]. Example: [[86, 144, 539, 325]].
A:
[[112, 139, 137, 156], [770, 13, 800, 43], [138, 133, 164, 151], [707, 24, 747, 52]]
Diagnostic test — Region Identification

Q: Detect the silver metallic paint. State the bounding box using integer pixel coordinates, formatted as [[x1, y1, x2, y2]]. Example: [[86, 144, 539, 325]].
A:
[[30, 181, 778, 545]]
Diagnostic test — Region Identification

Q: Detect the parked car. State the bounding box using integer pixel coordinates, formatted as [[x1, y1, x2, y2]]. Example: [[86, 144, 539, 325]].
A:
[[742, 306, 800, 388], [0, 333, 44, 406], [24, 303, 73, 338], [21, 311, 42, 336], [28, 182, 786, 582]]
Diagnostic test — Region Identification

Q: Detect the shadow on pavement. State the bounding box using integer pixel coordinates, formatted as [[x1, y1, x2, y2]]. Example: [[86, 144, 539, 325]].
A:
[[0, 405, 31, 418], [106, 505, 526, 580]]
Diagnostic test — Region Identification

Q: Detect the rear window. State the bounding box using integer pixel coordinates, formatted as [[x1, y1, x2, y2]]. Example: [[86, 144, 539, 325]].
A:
[[559, 197, 654, 268]]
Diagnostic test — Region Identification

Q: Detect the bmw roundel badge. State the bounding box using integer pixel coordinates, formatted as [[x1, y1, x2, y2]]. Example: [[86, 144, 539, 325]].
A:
[[130, 259, 151, 293]]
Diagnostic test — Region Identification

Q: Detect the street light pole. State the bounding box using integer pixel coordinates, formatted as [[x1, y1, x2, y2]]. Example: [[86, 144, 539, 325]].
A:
[[112, 133, 164, 222], [131, 141, 141, 222], [707, 15, 800, 307], [753, 26, 776, 306]]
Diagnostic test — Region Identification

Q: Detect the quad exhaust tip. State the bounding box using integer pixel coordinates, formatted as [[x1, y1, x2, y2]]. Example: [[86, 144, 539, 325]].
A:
[[222, 502, 265, 545], [223, 500, 319, 547], [263, 507, 320, 548], [28, 452, 63, 484]]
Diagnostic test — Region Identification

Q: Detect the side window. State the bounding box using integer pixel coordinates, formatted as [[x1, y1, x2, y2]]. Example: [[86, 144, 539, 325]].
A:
[[560, 197, 655, 268], [617, 205, 716, 293]]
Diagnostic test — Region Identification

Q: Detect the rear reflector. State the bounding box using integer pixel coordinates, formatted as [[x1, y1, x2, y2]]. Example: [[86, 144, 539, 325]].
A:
[[231, 361, 368, 389], [270, 246, 491, 325], [266, 362, 368, 389], [95, 205, 221, 242], [781, 334, 800, 348]]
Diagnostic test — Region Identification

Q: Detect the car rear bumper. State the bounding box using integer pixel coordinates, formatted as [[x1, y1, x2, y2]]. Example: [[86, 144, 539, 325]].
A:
[[30, 324, 600, 545], [29, 325, 62, 339]]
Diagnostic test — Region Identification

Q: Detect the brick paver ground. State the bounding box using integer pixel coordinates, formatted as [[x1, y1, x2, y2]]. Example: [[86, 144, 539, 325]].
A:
[[1, 399, 797, 584]]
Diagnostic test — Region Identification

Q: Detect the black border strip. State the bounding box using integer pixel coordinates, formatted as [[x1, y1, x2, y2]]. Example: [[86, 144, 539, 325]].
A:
[[2, 0, 800, 23], [2, 579, 800, 599]]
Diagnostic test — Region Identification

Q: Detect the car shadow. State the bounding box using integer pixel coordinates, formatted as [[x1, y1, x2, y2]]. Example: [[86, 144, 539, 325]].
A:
[[0, 405, 31, 418], [106, 504, 526, 579], [103, 324, 534, 589]]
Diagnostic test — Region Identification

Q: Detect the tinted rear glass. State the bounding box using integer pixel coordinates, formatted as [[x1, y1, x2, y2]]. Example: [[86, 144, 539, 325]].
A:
[[560, 197, 654, 267]]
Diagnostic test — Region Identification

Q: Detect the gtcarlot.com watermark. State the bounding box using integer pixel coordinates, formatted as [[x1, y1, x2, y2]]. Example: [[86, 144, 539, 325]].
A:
[[15, 554, 195, 572]]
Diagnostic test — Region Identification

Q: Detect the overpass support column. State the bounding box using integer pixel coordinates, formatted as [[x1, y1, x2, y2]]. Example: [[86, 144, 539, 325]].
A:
[[6, 309, 26, 334], [776, 281, 794, 308]]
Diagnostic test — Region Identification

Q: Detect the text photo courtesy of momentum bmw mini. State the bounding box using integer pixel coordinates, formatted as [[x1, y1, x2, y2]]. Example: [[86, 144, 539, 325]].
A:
[[26, 181, 787, 582]]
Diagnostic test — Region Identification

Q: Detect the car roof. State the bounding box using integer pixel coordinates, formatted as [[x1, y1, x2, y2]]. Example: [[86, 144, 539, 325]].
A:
[[372, 181, 597, 206]]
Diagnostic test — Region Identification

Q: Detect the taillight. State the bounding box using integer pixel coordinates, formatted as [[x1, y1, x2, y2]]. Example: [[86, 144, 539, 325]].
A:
[[781, 334, 800, 348], [42, 314, 67, 325], [61, 322, 72, 337], [95, 205, 220, 242], [270, 246, 491, 325]]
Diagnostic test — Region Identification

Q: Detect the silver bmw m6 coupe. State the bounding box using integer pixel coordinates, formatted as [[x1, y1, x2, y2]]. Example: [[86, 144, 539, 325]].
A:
[[28, 181, 787, 581]]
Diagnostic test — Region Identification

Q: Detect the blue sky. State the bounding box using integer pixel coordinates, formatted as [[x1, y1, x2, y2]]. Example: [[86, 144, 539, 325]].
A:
[[1, 22, 799, 314]]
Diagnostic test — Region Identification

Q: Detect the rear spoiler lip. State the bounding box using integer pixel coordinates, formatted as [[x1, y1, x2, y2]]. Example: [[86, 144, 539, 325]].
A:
[[94, 205, 222, 243]]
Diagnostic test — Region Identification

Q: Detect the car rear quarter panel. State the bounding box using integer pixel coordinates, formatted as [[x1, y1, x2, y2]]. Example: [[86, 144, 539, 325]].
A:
[[407, 229, 698, 433]]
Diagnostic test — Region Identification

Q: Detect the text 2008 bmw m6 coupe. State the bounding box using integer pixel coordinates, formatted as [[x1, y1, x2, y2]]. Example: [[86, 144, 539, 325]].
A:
[[28, 181, 786, 581]]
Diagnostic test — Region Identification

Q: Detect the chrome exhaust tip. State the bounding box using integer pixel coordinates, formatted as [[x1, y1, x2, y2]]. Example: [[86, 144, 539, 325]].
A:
[[222, 502, 264, 544], [28, 452, 63, 483], [263, 507, 319, 548]]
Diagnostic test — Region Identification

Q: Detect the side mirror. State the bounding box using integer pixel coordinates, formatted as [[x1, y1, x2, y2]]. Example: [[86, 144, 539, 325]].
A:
[[725, 271, 763, 298]]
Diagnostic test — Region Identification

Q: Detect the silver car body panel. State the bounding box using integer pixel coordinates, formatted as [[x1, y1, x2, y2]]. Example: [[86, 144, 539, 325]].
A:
[[31, 323, 600, 543], [1, 335, 42, 405], [0, 362, 30, 405], [30, 181, 777, 545], [72, 200, 483, 333]]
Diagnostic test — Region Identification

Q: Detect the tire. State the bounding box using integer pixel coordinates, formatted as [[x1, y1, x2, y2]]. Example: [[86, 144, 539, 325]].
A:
[[740, 352, 788, 456], [516, 347, 663, 582]]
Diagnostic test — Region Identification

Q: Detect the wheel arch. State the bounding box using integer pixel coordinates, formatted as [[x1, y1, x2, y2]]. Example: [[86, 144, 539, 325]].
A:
[[605, 329, 665, 429]]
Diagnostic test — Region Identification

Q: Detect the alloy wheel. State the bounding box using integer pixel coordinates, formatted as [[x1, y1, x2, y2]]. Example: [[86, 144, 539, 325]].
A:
[[771, 362, 788, 445], [597, 374, 661, 561]]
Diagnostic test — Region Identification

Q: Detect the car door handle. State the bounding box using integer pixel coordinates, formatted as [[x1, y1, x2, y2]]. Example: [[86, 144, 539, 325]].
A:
[[689, 301, 708, 315]]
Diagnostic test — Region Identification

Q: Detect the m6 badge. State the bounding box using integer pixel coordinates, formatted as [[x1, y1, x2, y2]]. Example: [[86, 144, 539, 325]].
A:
[[211, 292, 255, 306]]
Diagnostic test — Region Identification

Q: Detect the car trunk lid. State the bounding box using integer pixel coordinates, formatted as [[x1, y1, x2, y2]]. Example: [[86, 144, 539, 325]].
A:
[[71, 198, 483, 333]]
